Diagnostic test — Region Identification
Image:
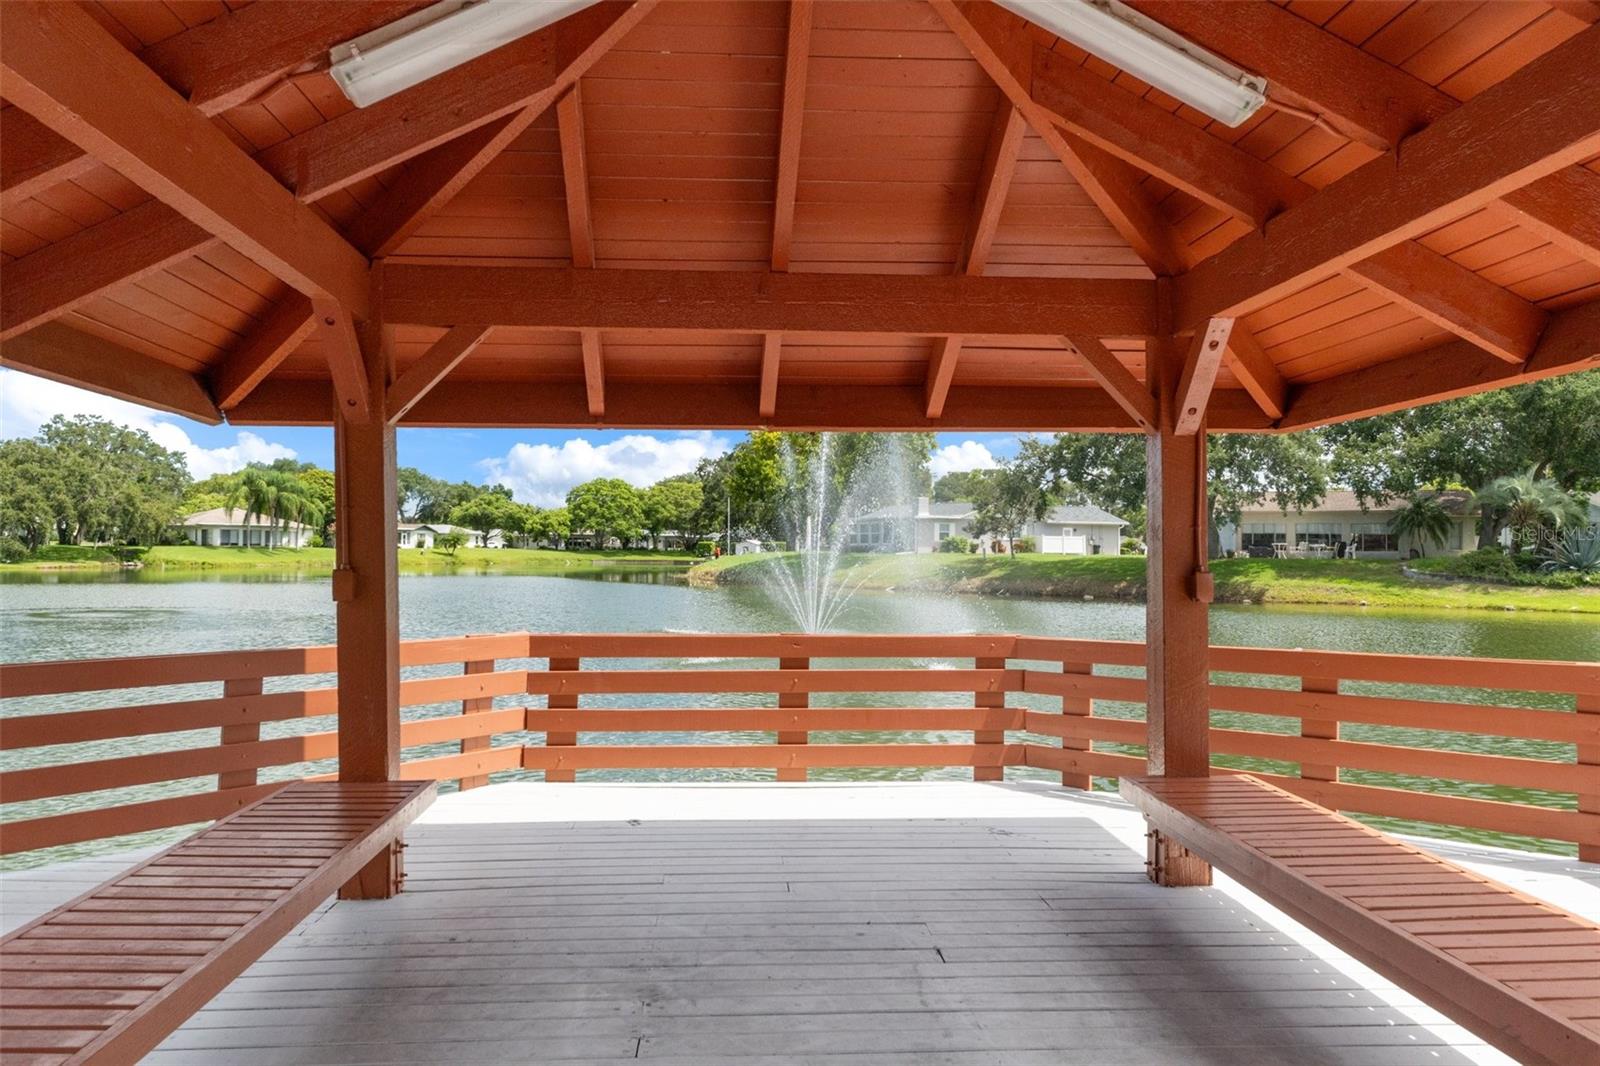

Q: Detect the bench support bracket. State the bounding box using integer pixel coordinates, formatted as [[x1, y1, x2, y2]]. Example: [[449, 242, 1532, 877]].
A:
[[1145, 826, 1212, 887]]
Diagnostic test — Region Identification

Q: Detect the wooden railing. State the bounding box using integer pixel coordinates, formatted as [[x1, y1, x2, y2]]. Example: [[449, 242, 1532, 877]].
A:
[[2, 632, 1595, 860]]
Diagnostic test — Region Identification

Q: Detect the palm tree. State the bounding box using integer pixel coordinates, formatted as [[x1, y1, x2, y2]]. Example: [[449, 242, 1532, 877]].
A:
[[1469, 469, 1586, 554], [1386, 494, 1453, 557], [224, 468, 325, 548]]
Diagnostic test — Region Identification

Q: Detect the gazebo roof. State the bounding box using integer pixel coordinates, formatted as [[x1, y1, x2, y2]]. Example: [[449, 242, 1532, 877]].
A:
[[2, 0, 1596, 433]]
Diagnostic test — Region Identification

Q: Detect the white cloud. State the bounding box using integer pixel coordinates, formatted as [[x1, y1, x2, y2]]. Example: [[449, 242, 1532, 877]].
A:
[[930, 440, 1001, 478], [0, 369, 297, 479], [482, 432, 732, 507]]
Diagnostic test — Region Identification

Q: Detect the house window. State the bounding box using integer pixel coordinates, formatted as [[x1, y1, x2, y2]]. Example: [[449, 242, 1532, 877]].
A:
[[248, 529, 264, 547], [220, 529, 237, 546], [1351, 523, 1398, 552], [1447, 520, 1464, 550], [850, 520, 885, 548], [936, 522, 952, 541], [1240, 523, 1285, 551], [1299, 522, 1340, 547]]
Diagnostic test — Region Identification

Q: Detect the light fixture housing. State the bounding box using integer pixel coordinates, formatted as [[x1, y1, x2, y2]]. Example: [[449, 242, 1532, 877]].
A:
[[330, 0, 600, 108], [996, 0, 1268, 127]]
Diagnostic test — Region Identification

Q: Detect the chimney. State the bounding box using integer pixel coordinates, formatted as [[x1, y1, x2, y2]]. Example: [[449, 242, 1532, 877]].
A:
[[917, 496, 930, 515]]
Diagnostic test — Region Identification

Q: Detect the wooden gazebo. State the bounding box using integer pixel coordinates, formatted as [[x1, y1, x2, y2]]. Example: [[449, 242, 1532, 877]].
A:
[[2, 3, 1598, 1060]]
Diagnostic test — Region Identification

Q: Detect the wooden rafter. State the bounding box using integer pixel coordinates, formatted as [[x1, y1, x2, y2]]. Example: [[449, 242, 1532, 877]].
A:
[[932, 0, 1184, 275], [313, 299, 372, 423], [2, 2, 370, 317], [771, 0, 814, 271], [379, 264, 1157, 336], [1345, 243, 1546, 365], [557, 87, 596, 269], [1172, 318, 1236, 435], [1061, 337, 1157, 432], [581, 329, 605, 417], [924, 337, 963, 420], [759, 334, 782, 419], [386, 325, 493, 425], [958, 105, 1026, 276], [0, 1, 432, 208], [256, 1, 654, 202], [0, 201, 213, 342], [232, 379, 1275, 433], [0, 322, 220, 424], [1173, 23, 1600, 331], [1280, 299, 1600, 429], [1123, 1, 1455, 152], [1223, 326, 1286, 423], [1499, 166, 1600, 268], [210, 295, 317, 412]]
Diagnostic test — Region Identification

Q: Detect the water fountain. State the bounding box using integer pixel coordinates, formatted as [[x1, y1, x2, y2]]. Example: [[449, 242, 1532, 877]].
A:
[[755, 434, 921, 632]]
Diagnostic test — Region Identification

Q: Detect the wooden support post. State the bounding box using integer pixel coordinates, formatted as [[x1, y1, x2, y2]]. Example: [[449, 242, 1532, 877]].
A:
[[218, 676, 262, 790], [1059, 660, 1093, 791], [1300, 676, 1340, 784], [974, 655, 1005, 782], [334, 320, 402, 900], [1580, 690, 1598, 865], [458, 658, 494, 791], [544, 657, 579, 783], [777, 656, 808, 782], [1144, 332, 1212, 886]]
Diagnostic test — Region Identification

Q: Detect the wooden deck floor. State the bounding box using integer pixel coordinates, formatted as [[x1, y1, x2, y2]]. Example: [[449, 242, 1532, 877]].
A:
[[5, 782, 1598, 1065]]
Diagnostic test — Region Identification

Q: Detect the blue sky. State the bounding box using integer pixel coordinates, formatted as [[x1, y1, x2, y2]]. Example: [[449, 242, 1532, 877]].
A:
[[0, 370, 1022, 507]]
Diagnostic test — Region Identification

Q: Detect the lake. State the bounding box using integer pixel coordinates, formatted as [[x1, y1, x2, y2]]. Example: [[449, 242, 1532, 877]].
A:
[[3, 567, 1596, 863]]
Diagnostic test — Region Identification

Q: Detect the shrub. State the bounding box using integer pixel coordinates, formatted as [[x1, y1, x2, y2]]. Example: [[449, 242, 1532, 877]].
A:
[[308, 533, 325, 549], [1011, 537, 1036, 553], [938, 535, 970, 554], [0, 536, 27, 563], [692, 539, 718, 558], [1541, 528, 1600, 574], [1121, 537, 1143, 554]]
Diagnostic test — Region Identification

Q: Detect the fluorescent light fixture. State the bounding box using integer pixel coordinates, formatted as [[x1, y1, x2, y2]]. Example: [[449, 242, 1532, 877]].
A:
[[330, 0, 600, 108], [996, 0, 1268, 127]]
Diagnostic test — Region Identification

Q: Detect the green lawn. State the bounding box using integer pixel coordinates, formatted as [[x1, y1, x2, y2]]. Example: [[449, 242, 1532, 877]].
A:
[[1, 545, 694, 574], [691, 551, 1600, 614]]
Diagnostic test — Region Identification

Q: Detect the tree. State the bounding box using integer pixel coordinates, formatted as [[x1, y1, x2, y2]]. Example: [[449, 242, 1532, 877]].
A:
[[448, 492, 525, 544], [0, 439, 65, 553], [932, 469, 997, 503], [224, 467, 326, 545], [528, 506, 571, 548], [434, 530, 466, 558], [1470, 469, 1588, 555], [1386, 495, 1453, 557], [566, 478, 644, 548], [974, 463, 1044, 554], [36, 415, 187, 545], [641, 477, 703, 548]]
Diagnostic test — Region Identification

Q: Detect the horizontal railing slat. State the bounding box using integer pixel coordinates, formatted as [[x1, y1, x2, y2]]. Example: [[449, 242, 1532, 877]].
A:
[[0, 784, 281, 855], [524, 668, 1021, 696], [527, 633, 1018, 660], [520, 743, 1021, 771], [522, 707, 1027, 733]]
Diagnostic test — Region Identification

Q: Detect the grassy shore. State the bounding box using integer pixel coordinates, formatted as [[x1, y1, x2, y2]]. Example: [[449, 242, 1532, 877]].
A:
[[0, 544, 694, 574], [689, 552, 1600, 614]]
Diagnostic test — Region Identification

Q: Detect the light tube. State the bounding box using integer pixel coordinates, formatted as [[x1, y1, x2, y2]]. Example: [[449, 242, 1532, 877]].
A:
[[330, 0, 600, 108], [996, 0, 1268, 127]]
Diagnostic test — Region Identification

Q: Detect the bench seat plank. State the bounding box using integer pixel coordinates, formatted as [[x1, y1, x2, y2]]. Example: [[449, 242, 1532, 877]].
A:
[[0, 780, 433, 1065], [1122, 774, 1599, 1066]]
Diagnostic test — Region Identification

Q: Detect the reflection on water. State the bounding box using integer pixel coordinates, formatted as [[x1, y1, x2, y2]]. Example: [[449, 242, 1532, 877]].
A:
[[2, 567, 1596, 866]]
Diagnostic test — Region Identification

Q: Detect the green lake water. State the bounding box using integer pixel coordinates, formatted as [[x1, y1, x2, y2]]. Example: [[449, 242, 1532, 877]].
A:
[[2, 566, 1596, 866]]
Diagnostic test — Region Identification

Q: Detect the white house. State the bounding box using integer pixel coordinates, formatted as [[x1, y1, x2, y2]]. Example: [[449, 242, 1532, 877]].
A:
[[397, 522, 498, 549], [850, 497, 1125, 555], [1217, 489, 1481, 559], [181, 508, 313, 548]]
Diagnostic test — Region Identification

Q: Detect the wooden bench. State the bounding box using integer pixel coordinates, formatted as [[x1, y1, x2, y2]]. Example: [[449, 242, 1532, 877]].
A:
[[1122, 774, 1600, 1066], [0, 780, 434, 1065]]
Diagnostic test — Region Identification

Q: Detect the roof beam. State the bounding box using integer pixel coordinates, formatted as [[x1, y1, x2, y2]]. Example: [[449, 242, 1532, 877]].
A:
[[0, 322, 220, 424], [377, 264, 1157, 337], [1, 2, 370, 317], [958, 105, 1026, 275], [0, 1, 431, 208], [581, 329, 605, 417], [1345, 242, 1547, 365], [312, 299, 372, 423], [759, 334, 781, 419], [1280, 299, 1600, 430], [209, 295, 317, 411], [932, 0, 1184, 274], [256, 1, 654, 202], [770, 0, 813, 271], [1030, 45, 1307, 226], [1123, 1, 1455, 152], [231, 379, 1275, 433], [1499, 166, 1600, 268], [557, 87, 596, 269], [1223, 325, 1286, 422], [1062, 336, 1157, 432], [386, 324, 492, 425], [924, 336, 963, 420], [0, 200, 214, 341], [1172, 318, 1236, 435], [1173, 22, 1600, 332]]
